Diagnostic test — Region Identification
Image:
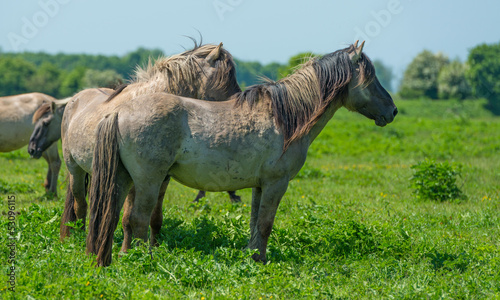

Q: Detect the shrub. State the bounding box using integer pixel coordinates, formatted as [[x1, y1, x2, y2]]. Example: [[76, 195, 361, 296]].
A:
[[410, 159, 466, 201], [438, 60, 471, 100], [399, 50, 449, 99]]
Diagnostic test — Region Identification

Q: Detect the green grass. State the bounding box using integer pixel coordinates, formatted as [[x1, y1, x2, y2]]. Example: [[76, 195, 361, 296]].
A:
[[1, 99, 499, 299]]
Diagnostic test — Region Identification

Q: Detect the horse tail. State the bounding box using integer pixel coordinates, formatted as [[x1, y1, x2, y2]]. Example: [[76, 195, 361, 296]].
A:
[[105, 83, 128, 102], [86, 112, 121, 266]]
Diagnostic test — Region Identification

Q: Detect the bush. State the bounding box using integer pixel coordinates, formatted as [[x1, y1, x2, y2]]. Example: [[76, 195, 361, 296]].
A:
[[83, 69, 124, 89], [410, 159, 466, 201], [399, 50, 449, 99], [438, 60, 471, 100]]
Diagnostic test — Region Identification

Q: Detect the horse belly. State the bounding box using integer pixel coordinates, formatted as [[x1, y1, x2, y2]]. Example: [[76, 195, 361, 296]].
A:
[[0, 121, 33, 152], [169, 153, 261, 191]]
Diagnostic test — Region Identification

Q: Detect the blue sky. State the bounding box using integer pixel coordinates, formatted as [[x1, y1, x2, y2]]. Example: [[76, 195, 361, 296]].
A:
[[1, 0, 499, 83]]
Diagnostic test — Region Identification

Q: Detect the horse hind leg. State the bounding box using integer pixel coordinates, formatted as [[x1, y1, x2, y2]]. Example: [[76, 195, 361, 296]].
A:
[[121, 178, 170, 254], [127, 179, 165, 249], [120, 186, 136, 253], [60, 169, 87, 239]]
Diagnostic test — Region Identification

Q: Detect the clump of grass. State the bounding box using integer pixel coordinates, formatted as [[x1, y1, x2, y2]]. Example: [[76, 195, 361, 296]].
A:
[[0, 178, 35, 194], [410, 159, 466, 201]]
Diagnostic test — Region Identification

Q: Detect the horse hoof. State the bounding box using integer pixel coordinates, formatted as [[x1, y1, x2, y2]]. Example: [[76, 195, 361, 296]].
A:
[[230, 196, 242, 203], [250, 252, 267, 264]]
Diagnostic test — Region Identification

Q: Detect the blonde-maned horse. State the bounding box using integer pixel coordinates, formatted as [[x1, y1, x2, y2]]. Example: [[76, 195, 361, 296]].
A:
[[0, 92, 67, 195], [28, 43, 242, 242], [86, 42, 398, 266]]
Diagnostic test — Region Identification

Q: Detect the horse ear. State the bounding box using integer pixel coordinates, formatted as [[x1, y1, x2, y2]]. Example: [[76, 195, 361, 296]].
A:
[[205, 42, 223, 64], [351, 40, 365, 63]]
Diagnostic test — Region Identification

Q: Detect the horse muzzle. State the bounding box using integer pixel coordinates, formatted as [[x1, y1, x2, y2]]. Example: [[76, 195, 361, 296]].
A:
[[27, 143, 43, 159], [375, 107, 398, 127]]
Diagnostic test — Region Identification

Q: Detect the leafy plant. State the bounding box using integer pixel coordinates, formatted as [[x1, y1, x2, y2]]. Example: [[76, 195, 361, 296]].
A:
[[410, 159, 466, 201]]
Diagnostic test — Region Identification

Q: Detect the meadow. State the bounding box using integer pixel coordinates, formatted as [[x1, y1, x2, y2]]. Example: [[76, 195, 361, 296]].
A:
[[0, 99, 499, 299]]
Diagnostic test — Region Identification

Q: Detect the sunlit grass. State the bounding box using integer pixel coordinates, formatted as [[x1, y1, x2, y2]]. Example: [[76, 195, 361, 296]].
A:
[[0, 100, 499, 299]]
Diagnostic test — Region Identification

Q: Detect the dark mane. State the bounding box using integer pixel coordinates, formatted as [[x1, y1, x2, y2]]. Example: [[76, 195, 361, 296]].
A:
[[32, 102, 52, 123], [105, 84, 129, 102], [234, 44, 375, 150]]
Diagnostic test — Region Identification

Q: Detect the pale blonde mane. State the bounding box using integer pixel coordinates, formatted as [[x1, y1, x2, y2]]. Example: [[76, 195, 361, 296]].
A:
[[127, 44, 237, 98]]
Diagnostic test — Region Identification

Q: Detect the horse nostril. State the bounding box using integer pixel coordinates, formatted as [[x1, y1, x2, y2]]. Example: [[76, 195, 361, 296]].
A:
[[393, 107, 398, 117]]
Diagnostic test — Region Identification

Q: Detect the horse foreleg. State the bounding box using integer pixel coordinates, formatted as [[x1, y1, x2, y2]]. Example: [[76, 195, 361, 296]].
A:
[[41, 152, 51, 191], [150, 177, 170, 247], [247, 180, 288, 263], [46, 143, 61, 196], [249, 187, 262, 240]]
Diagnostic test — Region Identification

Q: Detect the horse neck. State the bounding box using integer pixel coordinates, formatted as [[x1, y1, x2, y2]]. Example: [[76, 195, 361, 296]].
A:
[[303, 101, 343, 146], [52, 105, 66, 138]]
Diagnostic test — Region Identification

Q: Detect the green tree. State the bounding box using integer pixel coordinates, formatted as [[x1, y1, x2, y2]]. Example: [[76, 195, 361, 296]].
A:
[[59, 66, 87, 97], [437, 60, 471, 100], [0, 56, 36, 96], [373, 60, 393, 92], [399, 50, 449, 99], [83, 69, 124, 89], [234, 59, 282, 88], [466, 42, 500, 114], [26, 62, 63, 98], [278, 52, 316, 79], [123, 48, 164, 74]]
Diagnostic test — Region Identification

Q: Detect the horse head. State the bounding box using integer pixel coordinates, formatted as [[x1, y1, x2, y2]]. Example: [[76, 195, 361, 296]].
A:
[[345, 41, 398, 126], [197, 42, 242, 101], [28, 99, 68, 159], [131, 42, 241, 102]]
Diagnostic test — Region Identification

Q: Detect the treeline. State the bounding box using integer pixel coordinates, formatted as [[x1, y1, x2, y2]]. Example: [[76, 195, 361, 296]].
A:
[[398, 41, 500, 114], [0, 48, 161, 98], [3, 42, 498, 113], [0, 47, 394, 99]]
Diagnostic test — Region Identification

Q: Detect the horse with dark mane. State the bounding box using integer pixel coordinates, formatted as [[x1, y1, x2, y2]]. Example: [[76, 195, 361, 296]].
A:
[[28, 43, 242, 243], [87, 41, 398, 266]]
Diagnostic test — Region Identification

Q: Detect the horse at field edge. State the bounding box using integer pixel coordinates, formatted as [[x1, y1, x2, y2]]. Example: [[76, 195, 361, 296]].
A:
[[28, 42, 242, 244], [87, 41, 398, 266], [0, 92, 69, 196]]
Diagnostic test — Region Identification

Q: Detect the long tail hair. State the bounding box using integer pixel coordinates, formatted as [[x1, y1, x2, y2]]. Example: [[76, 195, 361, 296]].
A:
[[86, 112, 121, 267]]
